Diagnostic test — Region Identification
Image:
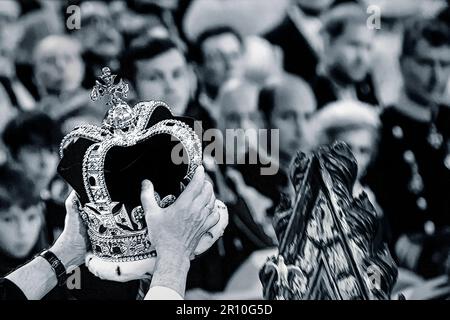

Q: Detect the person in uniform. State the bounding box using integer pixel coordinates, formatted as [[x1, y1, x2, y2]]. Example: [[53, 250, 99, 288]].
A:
[[367, 15, 450, 278]]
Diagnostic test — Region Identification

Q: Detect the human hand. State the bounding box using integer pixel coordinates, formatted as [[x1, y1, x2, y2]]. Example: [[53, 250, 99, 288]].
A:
[[185, 288, 215, 300], [51, 191, 89, 271], [407, 275, 450, 300], [141, 166, 220, 263]]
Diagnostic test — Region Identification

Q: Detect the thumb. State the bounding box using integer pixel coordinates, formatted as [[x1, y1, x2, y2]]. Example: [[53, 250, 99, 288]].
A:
[[65, 190, 80, 217], [140, 180, 160, 215]]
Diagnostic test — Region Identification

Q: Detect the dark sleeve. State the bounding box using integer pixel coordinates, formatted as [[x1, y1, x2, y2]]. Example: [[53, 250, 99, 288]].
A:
[[236, 161, 288, 205], [436, 104, 450, 139], [0, 278, 27, 300], [311, 76, 337, 110]]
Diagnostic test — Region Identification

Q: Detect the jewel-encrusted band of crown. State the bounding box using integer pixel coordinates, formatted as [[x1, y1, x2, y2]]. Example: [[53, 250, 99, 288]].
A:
[[60, 67, 202, 263]]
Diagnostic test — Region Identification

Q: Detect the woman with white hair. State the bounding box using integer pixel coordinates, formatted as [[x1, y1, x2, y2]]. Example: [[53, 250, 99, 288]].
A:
[[292, 99, 450, 299], [310, 99, 450, 299], [310, 99, 381, 205]]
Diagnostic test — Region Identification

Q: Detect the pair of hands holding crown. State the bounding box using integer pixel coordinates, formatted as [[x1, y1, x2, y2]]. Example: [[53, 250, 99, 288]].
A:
[[141, 166, 228, 262], [52, 165, 228, 278]]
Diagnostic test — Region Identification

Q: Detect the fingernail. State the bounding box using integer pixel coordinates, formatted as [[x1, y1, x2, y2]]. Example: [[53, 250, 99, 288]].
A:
[[142, 180, 150, 189], [72, 197, 81, 209]]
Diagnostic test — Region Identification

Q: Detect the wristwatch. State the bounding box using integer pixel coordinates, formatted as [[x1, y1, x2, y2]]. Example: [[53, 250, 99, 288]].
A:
[[40, 250, 69, 286]]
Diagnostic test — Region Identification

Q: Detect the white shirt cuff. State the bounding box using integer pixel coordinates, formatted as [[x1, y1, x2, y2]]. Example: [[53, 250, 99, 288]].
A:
[[144, 286, 183, 300]]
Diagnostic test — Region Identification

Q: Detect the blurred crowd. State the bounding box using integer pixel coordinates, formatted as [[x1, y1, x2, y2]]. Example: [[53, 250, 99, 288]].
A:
[[0, 0, 450, 299]]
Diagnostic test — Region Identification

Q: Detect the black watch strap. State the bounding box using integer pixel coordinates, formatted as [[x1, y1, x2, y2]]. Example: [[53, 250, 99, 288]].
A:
[[40, 250, 68, 287]]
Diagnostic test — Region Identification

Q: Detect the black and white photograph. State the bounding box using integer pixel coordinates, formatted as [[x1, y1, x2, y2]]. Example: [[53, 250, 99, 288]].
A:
[[0, 0, 449, 304]]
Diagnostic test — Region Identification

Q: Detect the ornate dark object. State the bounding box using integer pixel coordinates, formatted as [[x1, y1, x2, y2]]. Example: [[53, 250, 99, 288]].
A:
[[260, 142, 397, 300]]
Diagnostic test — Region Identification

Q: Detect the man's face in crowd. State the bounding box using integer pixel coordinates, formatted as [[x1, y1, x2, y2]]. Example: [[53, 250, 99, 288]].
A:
[[269, 86, 315, 161], [335, 128, 376, 180], [327, 23, 374, 83], [401, 39, 450, 106], [0, 31, 15, 78], [0, 205, 43, 259], [200, 33, 244, 91], [16, 146, 58, 192], [221, 95, 262, 131], [34, 39, 84, 94], [135, 49, 192, 116], [79, 4, 123, 59], [219, 84, 262, 157], [0, 0, 20, 78]]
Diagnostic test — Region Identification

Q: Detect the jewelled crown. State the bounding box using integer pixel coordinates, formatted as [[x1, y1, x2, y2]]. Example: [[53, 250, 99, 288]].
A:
[[260, 142, 398, 300], [58, 67, 202, 263]]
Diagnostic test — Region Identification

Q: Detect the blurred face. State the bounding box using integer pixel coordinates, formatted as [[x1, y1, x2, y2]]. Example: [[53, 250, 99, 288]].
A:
[[220, 88, 262, 131], [335, 128, 376, 180], [201, 33, 244, 91], [0, 205, 43, 259], [0, 32, 15, 78], [80, 9, 123, 59], [136, 49, 192, 116], [327, 23, 374, 83], [0, 0, 19, 31], [270, 89, 315, 161], [401, 39, 450, 106], [16, 146, 58, 192], [34, 41, 84, 94], [220, 86, 262, 157]]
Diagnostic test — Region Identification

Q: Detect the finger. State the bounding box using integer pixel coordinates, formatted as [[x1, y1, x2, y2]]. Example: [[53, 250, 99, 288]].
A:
[[205, 191, 216, 216], [194, 201, 228, 256], [65, 190, 80, 215], [201, 207, 221, 232], [424, 286, 450, 300], [425, 275, 449, 288], [178, 166, 205, 202], [140, 180, 160, 215], [195, 200, 215, 230], [204, 201, 228, 236], [194, 181, 214, 209], [197, 192, 216, 227]]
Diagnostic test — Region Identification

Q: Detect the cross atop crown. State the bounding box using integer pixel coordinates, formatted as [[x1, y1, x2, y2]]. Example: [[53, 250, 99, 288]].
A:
[[91, 67, 136, 132], [90, 67, 129, 106]]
